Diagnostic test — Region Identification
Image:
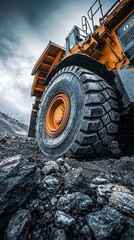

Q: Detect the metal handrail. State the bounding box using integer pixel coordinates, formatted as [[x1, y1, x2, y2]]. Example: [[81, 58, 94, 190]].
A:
[[81, 0, 122, 34], [100, 0, 121, 23], [87, 0, 104, 32], [81, 16, 92, 34]]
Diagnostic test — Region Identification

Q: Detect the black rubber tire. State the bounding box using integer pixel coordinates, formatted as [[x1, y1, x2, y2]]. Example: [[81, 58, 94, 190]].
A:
[[36, 66, 119, 158]]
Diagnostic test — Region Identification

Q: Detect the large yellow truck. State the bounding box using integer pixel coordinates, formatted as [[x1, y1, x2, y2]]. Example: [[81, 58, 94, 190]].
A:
[[28, 0, 134, 158]]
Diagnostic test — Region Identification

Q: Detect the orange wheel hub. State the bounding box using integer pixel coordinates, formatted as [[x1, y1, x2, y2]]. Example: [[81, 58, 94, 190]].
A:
[[45, 92, 70, 137]]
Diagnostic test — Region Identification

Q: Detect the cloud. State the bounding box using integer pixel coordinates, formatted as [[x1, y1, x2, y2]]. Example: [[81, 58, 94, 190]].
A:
[[0, 20, 34, 124]]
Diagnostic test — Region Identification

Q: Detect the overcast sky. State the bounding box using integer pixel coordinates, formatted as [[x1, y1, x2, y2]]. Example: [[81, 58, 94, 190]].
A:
[[0, 0, 116, 125]]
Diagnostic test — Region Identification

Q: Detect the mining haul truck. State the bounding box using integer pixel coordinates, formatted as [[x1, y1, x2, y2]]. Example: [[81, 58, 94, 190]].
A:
[[28, 0, 134, 158]]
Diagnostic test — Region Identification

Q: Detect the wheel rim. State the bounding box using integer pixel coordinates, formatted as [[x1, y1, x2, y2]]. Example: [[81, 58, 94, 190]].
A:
[[45, 92, 70, 137]]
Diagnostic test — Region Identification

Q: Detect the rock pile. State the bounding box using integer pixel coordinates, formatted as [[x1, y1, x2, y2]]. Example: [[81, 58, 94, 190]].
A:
[[0, 133, 134, 240]]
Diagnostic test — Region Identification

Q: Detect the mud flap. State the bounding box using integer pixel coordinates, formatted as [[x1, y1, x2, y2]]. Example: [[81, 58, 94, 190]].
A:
[[115, 67, 134, 112]]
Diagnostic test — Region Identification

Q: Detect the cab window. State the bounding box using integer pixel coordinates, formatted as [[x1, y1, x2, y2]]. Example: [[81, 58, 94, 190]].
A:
[[66, 27, 80, 53]]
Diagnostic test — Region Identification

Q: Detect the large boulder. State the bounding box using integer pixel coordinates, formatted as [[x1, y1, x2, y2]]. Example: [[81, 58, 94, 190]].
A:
[[0, 155, 36, 215], [86, 206, 124, 240], [52, 229, 67, 240], [4, 209, 31, 240]]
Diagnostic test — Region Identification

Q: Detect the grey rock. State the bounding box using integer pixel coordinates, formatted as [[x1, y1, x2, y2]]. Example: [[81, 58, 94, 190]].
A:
[[92, 177, 108, 185], [51, 197, 58, 205], [81, 225, 92, 240], [121, 218, 134, 240], [64, 167, 90, 194], [59, 165, 66, 173], [28, 199, 39, 212], [54, 210, 76, 231], [57, 192, 93, 215], [42, 165, 53, 175], [42, 175, 59, 192], [37, 191, 47, 200], [43, 211, 53, 227], [4, 209, 31, 240], [42, 161, 59, 175], [36, 204, 45, 214], [89, 183, 98, 189], [64, 162, 71, 171], [109, 192, 134, 217], [56, 158, 65, 165], [112, 185, 131, 194], [52, 229, 67, 240], [0, 155, 36, 215], [86, 206, 124, 240], [97, 197, 108, 205], [97, 183, 116, 199], [97, 184, 131, 200], [35, 167, 41, 179]]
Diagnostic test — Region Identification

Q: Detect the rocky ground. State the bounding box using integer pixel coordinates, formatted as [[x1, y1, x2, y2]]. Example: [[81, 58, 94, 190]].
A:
[[0, 111, 28, 136], [0, 112, 134, 240]]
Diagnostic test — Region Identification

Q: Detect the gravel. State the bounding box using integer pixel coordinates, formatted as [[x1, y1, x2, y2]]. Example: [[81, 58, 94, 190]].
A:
[[0, 112, 134, 240]]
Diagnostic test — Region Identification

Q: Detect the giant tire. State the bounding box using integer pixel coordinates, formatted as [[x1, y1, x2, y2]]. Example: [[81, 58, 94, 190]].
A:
[[36, 66, 119, 158]]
